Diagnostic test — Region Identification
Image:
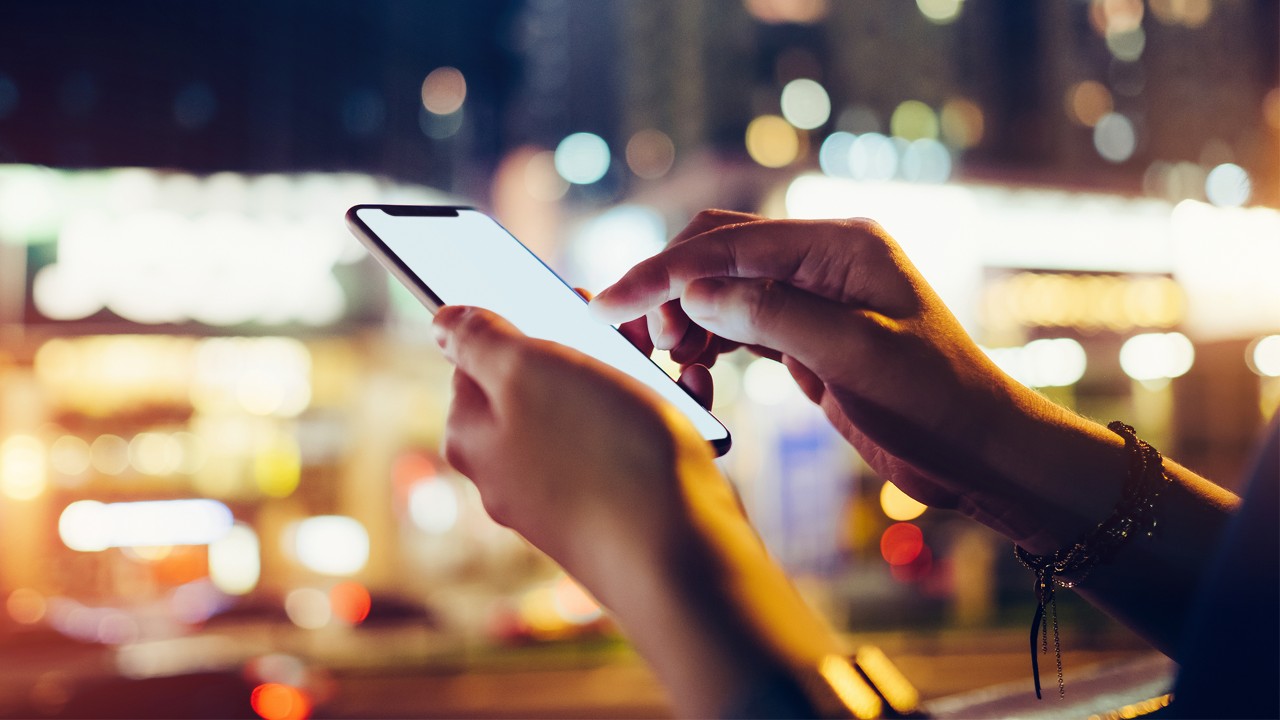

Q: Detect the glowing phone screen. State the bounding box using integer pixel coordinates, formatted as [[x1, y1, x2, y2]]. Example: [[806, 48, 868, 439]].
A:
[[352, 206, 730, 450]]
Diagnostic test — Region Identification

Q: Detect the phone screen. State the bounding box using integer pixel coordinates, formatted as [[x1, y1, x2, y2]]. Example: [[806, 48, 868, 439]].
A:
[[349, 205, 731, 453]]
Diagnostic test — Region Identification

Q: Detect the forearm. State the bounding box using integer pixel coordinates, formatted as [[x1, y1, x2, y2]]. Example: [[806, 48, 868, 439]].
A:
[[574, 476, 850, 718]]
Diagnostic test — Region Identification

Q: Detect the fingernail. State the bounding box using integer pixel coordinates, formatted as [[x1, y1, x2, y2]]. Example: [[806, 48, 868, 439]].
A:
[[431, 321, 449, 350]]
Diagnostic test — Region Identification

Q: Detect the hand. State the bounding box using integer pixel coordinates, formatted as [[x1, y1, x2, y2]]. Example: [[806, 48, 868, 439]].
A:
[[431, 305, 722, 581], [432, 305, 853, 716], [591, 211, 1122, 549]]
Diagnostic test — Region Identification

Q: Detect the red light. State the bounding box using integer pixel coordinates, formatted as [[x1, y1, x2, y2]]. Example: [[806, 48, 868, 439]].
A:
[[329, 581, 371, 625], [251, 683, 310, 720], [880, 523, 924, 566]]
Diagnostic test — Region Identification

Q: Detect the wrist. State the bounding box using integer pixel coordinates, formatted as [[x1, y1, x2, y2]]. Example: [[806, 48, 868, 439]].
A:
[[981, 386, 1131, 554]]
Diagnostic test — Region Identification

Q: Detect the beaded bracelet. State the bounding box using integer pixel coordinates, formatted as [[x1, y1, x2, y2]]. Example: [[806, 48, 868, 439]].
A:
[[1013, 421, 1171, 699]]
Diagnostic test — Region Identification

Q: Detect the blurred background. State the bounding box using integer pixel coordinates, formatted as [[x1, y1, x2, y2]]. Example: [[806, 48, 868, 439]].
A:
[[0, 1, 1277, 717]]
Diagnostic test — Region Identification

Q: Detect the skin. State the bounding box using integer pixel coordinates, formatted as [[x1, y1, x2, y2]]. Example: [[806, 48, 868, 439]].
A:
[[434, 210, 1240, 715]]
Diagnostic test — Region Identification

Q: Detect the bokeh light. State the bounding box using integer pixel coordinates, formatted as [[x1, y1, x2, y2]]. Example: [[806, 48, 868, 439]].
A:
[[1247, 335, 1280, 378], [916, 0, 964, 24], [880, 523, 924, 566], [900, 138, 952, 183], [552, 575, 603, 624], [819, 131, 856, 177], [1204, 163, 1251, 207], [889, 100, 939, 141], [1119, 332, 1195, 381], [848, 132, 898, 180], [1090, 0, 1143, 35], [1106, 27, 1146, 62], [745, 115, 801, 168], [554, 132, 611, 185], [1, 434, 47, 501], [1066, 81, 1113, 127], [939, 98, 984, 149], [58, 499, 234, 552], [744, 357, 800, 405], [284, 588, 331, 630], [625, 128, 676, 179], [7, 588, 47, 625], [290, 515, 370, 576], [49, 435, 91, 478], [329, 581, 372, 625], [1149, 0, 1211, 27], [409, 478, 460, 535], [251, 683, 311, 720], [420, 67, 466, 115], [780, 78, 831, 130], [879, 482, 927, 522], [1093, 112, 1136, 162], [523, 149, 569, 201], [209, 523, 261, 595], [743, 0, 829, 24]]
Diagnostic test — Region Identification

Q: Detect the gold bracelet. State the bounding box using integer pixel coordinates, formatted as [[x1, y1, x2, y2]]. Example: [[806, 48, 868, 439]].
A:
[[1013, 421, 1171, 699]]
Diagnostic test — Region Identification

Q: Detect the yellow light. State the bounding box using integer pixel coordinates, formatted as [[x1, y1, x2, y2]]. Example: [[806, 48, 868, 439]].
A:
[[253, 434, 301, 498], [890, 100, 939, 141], [1, 434, 47, 501], [879, 481, 926, 521], [49, 435, 91, 477], [818, 655, 882, 719], [420, 67, 466, 115], [916, 0, 964, 24], [745, 115, 801, 168], [855, 646, 919, 715], [940, 97, 984, 149]]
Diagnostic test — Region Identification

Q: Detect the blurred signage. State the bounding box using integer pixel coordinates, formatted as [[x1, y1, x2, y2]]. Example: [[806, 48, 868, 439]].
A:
[[982, 270, 1185, 335], [0, 166, 453, 331]]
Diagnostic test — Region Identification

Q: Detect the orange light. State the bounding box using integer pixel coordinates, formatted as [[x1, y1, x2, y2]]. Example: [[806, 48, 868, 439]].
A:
[[880, 523, 923, 566], [251, 683, 310, 720], [329, 581, 371, 625]]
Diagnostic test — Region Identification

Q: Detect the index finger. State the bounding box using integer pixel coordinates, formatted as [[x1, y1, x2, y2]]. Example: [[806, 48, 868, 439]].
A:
[[590, 218, 908, 322]]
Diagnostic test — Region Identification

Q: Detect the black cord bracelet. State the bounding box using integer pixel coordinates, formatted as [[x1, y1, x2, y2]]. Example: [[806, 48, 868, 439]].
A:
[[1013, 421, 1172, 699]]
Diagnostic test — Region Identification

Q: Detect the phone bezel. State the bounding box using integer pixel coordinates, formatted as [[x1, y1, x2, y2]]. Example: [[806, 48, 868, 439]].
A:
[[345, 203, 732, 456]]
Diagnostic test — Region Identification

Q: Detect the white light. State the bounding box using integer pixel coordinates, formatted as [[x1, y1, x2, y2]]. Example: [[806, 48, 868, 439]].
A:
[[1022, 338, 1088, 387], [819, 132, 856, 177], [743, 357, 800, 405], [984, 338, 1087, 388], [209, 523, 261, 595], [291, 515, 369, 576], [409, 479, 459, 535], [58, 499, 234, 552], [900, 138, 952, 183], [1249, 335, 1280, 377], [1119, 332, 1195, 381], [554, 132, 611, 185], [1093, 113, 1136, 163], [1204, 163, 1251, 208], [848, 133, 898, 181], [570, 205, 667, 290], [780, 79, 831, 130]]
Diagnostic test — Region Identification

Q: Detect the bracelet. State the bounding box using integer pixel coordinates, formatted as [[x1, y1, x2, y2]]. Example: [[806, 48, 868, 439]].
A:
[[1013, 421, 1171, 700]]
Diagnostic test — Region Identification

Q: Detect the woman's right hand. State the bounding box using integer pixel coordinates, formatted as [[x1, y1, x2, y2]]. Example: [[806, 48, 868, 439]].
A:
[[592, 211, 1134, 552]]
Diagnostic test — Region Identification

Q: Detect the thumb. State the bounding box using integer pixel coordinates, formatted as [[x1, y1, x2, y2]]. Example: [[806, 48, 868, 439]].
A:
[[680, 278, 871, 379]]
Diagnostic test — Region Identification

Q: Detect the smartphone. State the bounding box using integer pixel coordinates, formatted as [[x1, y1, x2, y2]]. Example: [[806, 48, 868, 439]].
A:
[[346, 204, 731, 455]]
